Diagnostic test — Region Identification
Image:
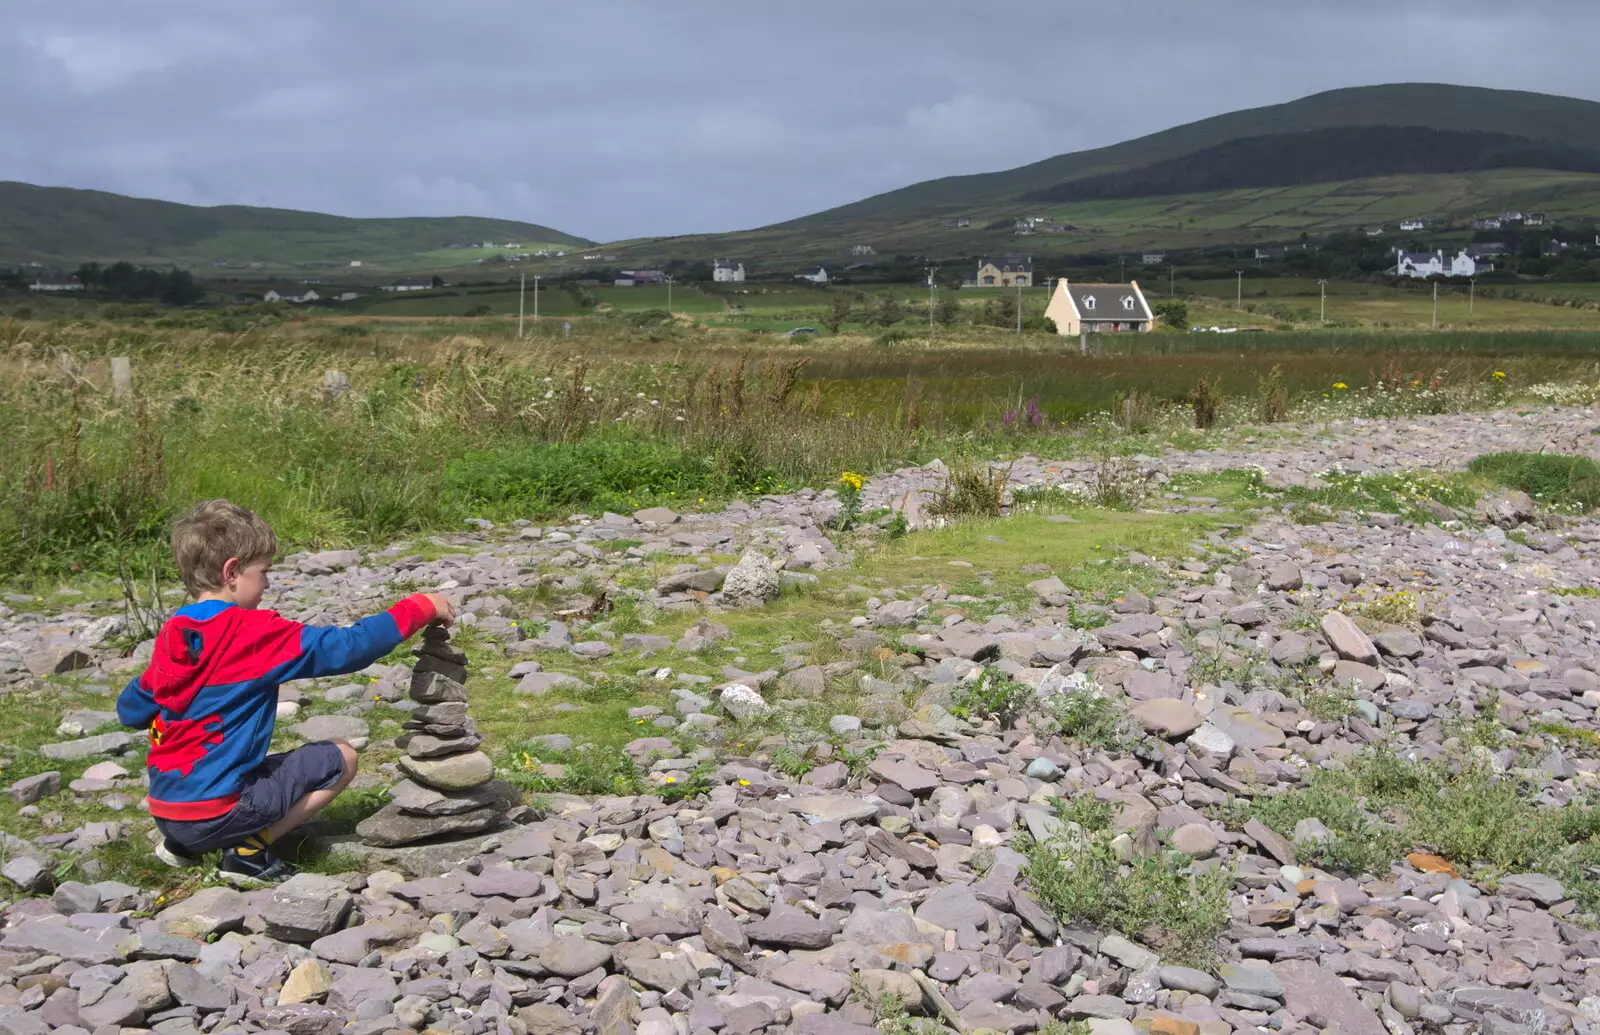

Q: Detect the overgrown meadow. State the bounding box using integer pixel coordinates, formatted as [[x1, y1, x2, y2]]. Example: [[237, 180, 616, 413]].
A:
[[6, 314, 1600, 584]]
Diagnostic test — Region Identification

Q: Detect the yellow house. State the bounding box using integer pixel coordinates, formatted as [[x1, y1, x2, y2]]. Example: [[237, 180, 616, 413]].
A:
[[975, 255, 1032, 287], [1044, 280, 1154, 335]]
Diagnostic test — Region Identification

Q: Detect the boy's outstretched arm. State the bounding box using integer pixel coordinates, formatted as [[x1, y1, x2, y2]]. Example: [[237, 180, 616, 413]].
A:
[[272, 592, 454, 683], [116, 676, 159, 729]]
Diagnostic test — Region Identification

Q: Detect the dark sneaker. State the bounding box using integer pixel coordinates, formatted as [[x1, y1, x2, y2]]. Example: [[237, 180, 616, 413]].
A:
[[217, 847, 298, 887], [153, 837, 198, 868]]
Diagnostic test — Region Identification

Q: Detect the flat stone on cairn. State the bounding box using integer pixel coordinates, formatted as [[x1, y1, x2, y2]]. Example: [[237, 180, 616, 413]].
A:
[[356, 623, 515, 847]]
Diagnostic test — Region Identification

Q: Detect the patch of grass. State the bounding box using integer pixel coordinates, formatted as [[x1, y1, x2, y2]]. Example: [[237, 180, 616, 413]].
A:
[[1253, 748, 1600, 914], [1248, 468, 1480, 522], [1552, 586, 1600, 598], [1022, 825, 1232, 968], [1469, 452, 1600, 512], [507, 743, 642, 796]]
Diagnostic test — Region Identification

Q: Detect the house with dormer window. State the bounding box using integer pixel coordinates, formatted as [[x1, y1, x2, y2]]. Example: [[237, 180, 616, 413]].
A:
[[1044, 280, 1153, 335], [976, 255, 1032, 287]]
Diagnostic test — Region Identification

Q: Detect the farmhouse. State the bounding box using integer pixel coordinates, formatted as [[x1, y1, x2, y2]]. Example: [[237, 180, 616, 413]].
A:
[[1044, 280, 1153, 335], [1400, 219, 1427, 232], [976, 256, 1032, 288], [794, 267, 828, 284], [1141, 253, 1166, 265], [1472, 218, 1503, 231], [29, 274, 84, 292], [712, 259, 745, 283], [380, 278, 435, 292], [1393, 249, 1477, 279]]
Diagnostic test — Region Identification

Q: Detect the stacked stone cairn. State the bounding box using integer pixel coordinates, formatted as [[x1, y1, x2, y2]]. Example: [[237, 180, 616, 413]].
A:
[[356, 622, 516, 846]]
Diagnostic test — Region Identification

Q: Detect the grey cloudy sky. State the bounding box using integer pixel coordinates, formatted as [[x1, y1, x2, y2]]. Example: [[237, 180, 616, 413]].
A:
[[3, 1, 1597, 242]]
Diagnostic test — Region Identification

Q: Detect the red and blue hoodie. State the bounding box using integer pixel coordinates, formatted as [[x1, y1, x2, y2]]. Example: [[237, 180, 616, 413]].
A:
[[116, 593, 437, 821]]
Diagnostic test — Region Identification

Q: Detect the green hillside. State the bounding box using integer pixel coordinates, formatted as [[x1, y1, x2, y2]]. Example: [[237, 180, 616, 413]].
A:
[[591, 84, 1600, 267], [783, 83, 1600, 227], [0, 182, 594, 271]]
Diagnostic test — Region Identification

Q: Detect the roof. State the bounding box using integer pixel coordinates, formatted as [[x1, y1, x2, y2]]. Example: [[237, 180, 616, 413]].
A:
[[1065, 283, 1151, 321], [394, 277, 434, 287], [1397, 251, 1439, 264], [797, 267, 826, 275], [979, 255, 1032, 272], [32, 273, 82, 285], [712, 258, 742, 268]]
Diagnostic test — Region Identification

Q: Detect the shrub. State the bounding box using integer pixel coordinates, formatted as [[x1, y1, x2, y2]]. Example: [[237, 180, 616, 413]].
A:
[[1258, 364, 1289, 422], [1112, 390, 1156, 434], [1469, 452, 1600, 511], [1191, 378, 1223, 430], [1152, 299, 1189, 329], [928, 459, 1010, 518], [950, 668, 1034, 729], [1038, 682, 1128, 749]]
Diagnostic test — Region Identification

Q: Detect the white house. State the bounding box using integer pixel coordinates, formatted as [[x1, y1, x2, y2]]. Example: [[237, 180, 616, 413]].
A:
[[380, 278, 435, 292], [1393, 249, 1477, 279], [29, 274, 84, 292], [1043, 280, 1154, 336], [1400, 219, 1427, 232], [794, 267, 828, 284], [349, 260, 363, 268], [1141, 253, 1166, 265], [712, 259, 745, 283], [264, 288, 320, 304]]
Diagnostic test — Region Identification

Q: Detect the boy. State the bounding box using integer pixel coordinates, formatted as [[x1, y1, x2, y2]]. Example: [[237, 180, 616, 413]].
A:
[[117, 500, 453, 886]]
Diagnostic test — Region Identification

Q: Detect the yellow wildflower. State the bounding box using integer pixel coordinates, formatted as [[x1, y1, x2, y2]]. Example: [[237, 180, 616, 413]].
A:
[[664, 776, 677, 784], [1493, 371, 1507, 380], [1333, 382, 1348, 390], [738, 778, 751, 786], [839, 472, 864, 492]]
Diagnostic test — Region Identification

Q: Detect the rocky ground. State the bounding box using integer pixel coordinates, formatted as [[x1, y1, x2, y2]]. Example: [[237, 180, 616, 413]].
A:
[[3, 406, 1600, 1035]]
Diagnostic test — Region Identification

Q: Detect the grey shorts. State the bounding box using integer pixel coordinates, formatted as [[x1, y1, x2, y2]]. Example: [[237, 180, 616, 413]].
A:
[[156, 741, 346, 855]]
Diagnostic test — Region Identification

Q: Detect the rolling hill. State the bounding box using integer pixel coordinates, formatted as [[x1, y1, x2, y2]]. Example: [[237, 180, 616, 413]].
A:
[[0, 182, 593, 271], [598, 83, 1600, 267]]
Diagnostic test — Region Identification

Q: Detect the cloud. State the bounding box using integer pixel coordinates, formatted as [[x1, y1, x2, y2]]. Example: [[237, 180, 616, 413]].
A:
[[1, 1, 1598, 241]]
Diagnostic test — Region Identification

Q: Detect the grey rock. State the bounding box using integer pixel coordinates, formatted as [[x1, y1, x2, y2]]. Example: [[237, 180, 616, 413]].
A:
[[260, 874, 355, 942], [722, 552, 781, 607], [41, 733, 134, 760], [1321, 611, 1379, 664], [1274, 959, 1385, 1035], [9, 771, 61, 804]]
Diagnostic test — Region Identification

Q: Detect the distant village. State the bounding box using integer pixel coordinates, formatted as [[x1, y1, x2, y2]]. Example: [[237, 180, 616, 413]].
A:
[[10, 204, 1599, 309]]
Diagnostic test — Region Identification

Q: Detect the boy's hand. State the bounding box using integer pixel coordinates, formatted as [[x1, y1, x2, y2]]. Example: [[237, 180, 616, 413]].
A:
[[425, 594, 456, 627]]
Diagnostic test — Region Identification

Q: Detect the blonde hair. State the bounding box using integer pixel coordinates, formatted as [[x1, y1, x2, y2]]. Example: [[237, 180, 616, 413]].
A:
[[171, 500, 278, 597]]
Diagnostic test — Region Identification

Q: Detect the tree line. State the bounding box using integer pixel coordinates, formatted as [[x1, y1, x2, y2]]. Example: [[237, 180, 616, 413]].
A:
[[74, 262, 205, 306]]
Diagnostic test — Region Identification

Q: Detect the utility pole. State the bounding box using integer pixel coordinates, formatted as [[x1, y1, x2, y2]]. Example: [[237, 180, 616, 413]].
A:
[[1318, 279, 1327, 325], [1119, 255, 1125, 281], [533, 274, 540, 328], [1432, 281, 1438, 330], [666, 274, 673, 314], [1169, 264, 1175, 298], [518, 271, 526, 339], [926, 266, 936, 330], [1470, 276, 1476, 315], [1235, 270, 1243, 310], [1016, 279, 1022, 334]]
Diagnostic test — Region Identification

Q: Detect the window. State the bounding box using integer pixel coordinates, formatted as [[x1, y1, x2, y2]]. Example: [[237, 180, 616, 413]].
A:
[[1121, 295, 1135, 310], [983, 276, 995, 285], [1083, 295, 1096, 310]]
